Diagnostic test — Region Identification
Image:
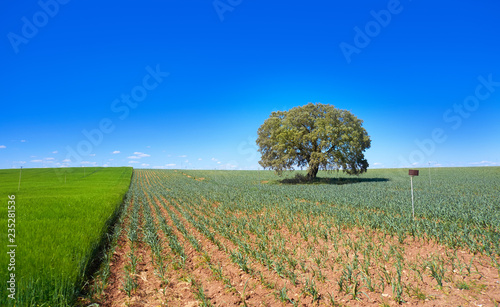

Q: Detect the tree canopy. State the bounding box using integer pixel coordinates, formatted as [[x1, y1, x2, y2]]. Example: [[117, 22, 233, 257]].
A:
[[256, 103, 371, 180]]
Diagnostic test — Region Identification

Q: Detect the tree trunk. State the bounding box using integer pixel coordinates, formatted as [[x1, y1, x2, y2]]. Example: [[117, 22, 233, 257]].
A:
[[307, 164, 319, 181]]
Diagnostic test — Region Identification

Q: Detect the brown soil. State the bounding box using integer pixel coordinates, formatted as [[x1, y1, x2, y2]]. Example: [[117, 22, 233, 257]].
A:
[[84, 170, 500, 307], [182, 201, 500, 306], [162, 197, 289, 306]]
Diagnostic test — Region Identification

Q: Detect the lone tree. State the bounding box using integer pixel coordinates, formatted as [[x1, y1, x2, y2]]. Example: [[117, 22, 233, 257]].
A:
[[256, 103, 371, 180]]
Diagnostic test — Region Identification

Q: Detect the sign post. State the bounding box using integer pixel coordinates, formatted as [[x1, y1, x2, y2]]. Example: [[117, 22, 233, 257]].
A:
[[409, 169, 419, 219]]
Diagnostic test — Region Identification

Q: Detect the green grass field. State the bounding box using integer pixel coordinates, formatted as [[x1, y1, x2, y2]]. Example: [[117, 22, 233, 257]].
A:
[[1, 166, 499, 306], [0, 167, 132, 306]]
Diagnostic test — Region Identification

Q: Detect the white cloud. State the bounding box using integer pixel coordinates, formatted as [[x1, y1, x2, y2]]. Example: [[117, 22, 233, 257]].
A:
[[146, 146, 151, 148], [469, 160, 498, 166], [45, 157, 55, 160], [127, 152, 151, 159], [103, 164, 109, 167], [0, 145, 6, 149], [128, 152, 151, 159], [141, 163, 150, 167], [198, 158, 202, 161], [20, 140, 26, 143], [133, 152, 150, 158], [89, 153, 96, 157], [31, 160, 42, 163], [52, 150, 58, 154], [14, 161, 26, 165], [62, 159, 71, 163], [81, 161, 97, 166], [211, 157, 218, 161], [178, 155, 187, 158], [112, 151, 120, 154], [373, 162, 382, 166], [128, 161, 140, 164], [217, 161, 221, 164], [165, 163, 176, 167], [219, 162, 238, 169]]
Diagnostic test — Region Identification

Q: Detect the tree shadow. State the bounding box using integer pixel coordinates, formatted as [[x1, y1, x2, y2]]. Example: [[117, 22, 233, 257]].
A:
[[279, 175, 390, 185]]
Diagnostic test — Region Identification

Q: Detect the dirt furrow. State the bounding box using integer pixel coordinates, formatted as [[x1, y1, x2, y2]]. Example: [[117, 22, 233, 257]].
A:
[[155, 195, 297, 306], [160, 196, 318, 306], [99, 198, 135, 306]]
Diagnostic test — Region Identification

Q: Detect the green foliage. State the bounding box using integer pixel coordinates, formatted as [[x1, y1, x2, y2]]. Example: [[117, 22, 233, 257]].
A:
[[6, 165, 495, 305], [185, 167, 496, 256], [108, 167, 497, 305], [303, 277, 320, 302], [0, 167, 132, 307], [256, 103, 371, 179], [456, 281, 470, 290], [276, 284, 290, 303]]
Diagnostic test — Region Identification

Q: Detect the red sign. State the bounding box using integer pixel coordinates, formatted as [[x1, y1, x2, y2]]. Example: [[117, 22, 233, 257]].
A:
[[409, 169, 419, 176]]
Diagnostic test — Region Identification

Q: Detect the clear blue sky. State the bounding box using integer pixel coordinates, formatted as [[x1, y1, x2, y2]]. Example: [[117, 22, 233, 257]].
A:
[[1, 0, 499, 170]]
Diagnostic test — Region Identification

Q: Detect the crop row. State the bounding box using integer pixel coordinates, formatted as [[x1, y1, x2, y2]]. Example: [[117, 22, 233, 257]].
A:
[[97, 168, 499, 306]]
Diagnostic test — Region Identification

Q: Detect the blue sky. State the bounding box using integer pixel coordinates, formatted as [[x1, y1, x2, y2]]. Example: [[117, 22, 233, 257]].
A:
[[1, 0, 499, 170]]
